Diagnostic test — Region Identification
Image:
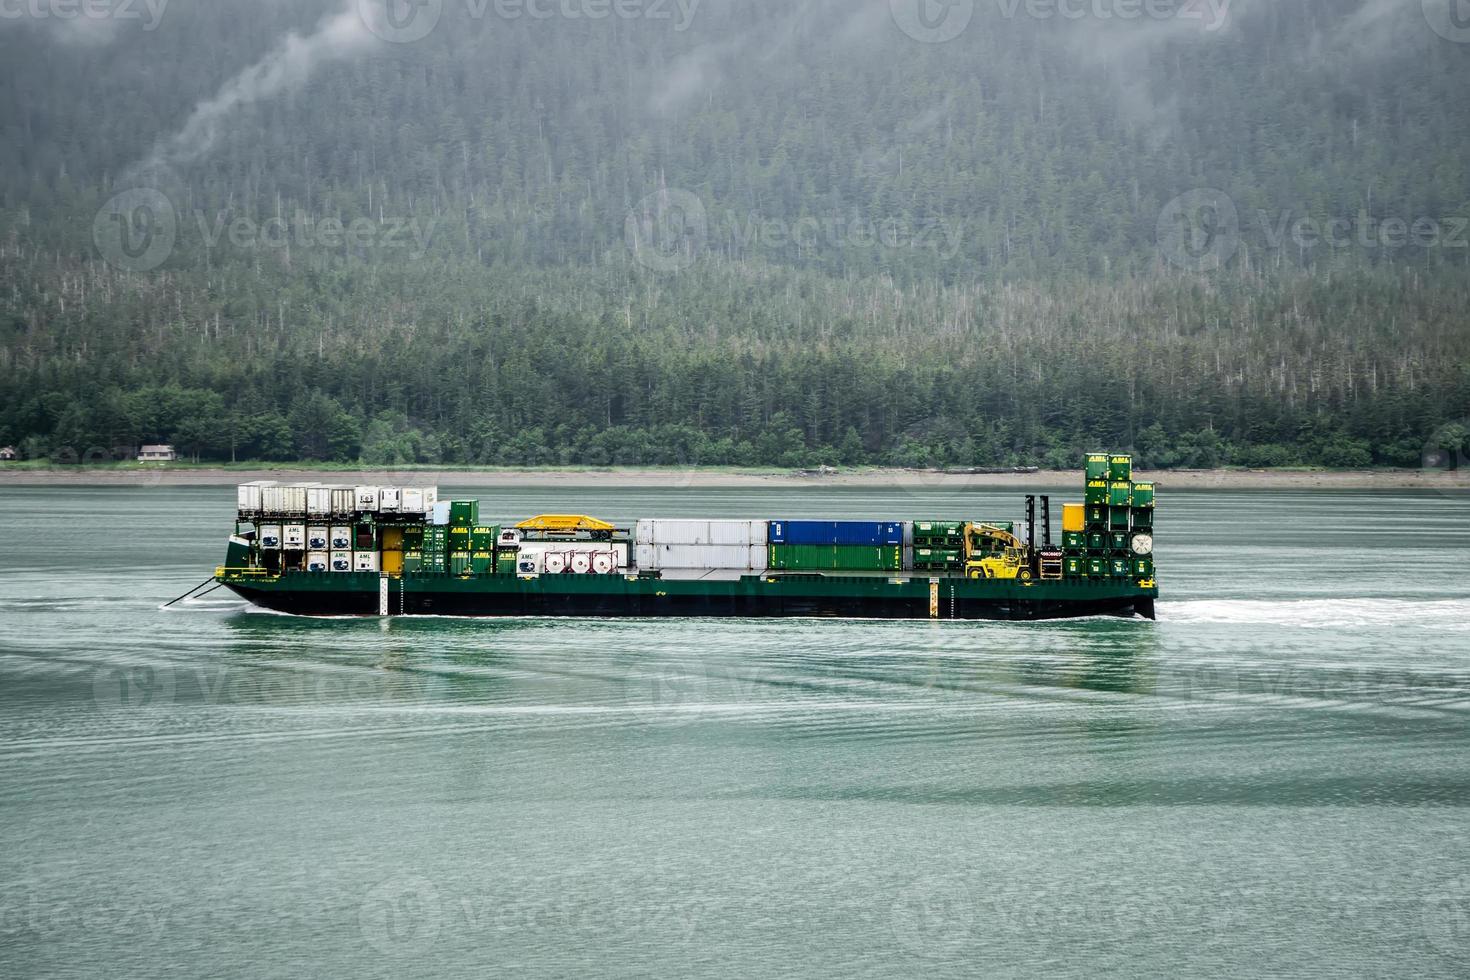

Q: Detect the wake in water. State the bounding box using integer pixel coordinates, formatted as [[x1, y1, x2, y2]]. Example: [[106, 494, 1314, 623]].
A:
[[1164, 598, 1470, 630]]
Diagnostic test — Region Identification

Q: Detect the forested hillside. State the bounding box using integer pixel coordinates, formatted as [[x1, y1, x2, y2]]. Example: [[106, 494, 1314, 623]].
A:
[[1, 0, 1467, 467]]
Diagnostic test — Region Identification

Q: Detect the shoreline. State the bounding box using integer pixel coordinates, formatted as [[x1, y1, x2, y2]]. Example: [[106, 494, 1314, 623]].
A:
[[0, 466, 1465, 491]]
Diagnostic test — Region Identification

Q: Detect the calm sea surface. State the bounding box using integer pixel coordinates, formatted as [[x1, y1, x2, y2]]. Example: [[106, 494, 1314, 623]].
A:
[[2, 483, 1469, 978]]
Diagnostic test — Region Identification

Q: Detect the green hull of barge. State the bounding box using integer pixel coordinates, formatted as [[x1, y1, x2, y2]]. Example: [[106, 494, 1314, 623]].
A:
[[219, 568, 1157, 621]]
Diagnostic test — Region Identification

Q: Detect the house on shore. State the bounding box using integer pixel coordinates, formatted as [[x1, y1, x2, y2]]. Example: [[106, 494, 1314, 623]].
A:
[[0, 446, 16, 462], [137, 444, 178, 463]]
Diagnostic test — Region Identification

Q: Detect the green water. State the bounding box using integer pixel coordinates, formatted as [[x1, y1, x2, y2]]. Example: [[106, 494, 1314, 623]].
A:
[[2, 484, 1469, 978]]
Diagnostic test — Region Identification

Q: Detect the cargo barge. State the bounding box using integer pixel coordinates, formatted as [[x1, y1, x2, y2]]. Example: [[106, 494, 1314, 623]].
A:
[[212, 454, 1158, 621]]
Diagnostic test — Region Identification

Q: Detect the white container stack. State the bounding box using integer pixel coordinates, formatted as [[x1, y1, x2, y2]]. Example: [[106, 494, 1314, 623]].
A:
[[238, 483, 440, 519], [306, 485, 333, 517], [259, 525, 282, 550], [634, 520, 768, 571], [307, 526, 329, 550], [283, 525, 307, 549], [330, 526, 352, 550], [306, 552, 329, 573], [330, 552, 352, 573], [354, 552, 379, 572]]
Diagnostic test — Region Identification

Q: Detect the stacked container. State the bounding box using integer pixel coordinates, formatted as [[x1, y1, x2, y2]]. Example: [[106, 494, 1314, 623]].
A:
[[635, 520, 768, 571], [768, 521, 903, 572], [912, 521, 964, 572]]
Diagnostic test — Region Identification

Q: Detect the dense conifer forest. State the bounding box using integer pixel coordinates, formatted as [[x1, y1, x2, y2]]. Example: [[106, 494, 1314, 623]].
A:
[[1, 0, 1467, 467]]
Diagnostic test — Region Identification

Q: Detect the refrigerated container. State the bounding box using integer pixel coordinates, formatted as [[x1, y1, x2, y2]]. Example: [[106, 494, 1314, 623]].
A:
[[283, 525, 307, 550], [307, 526, 329, 551], [330, 551, 352, 573], [306, 552, 330, 573], [354, 486, 380, 512], [330, 526, 352, 550], [259, 525, 282, 550], [306, 485, 333, 517], [353, 552, 379, 573]]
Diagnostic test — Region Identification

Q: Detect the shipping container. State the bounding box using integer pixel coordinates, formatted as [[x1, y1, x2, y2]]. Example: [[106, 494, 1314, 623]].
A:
[[330, 487, 356, 516], [306, 552, 330, 573], [431, 502, 451, 526], [543, 553, 568, 575], [569, 553, 592, 575], [591, 553, 618, 575], [1110, 509, 1131, 530], [471, 526, 500, 552], [1085, 454, 1110, 481], [498, 528, 524, 547], [635, 520, 767, 547], [912, 520, 965, 540], [1085, 480, 1109, 505], [914, 547, 962, 568], [354, 487, 380, 512], [1131, 482, 1155, 507], [1132, 509, 1154, 530], [497, 552, 519, 576], [1133, 557, 1155, 578], [307, 526, 330, 551], [283, 525, 307, 550], [306, 485, 333, 517], [1063, 531, 1086, 549], [517, 552, 543, 575], [403, 555, 424, 575], [1108, 482, 1133, 507], [1064, 556, 1084, 577], [381, 527, 404, 551], [1110, 531, 1129, 552], [1061, 503, 1085, 533], [259, 525, 282, 550], [379, 488, 403, 513], [1086, 503, 1108, 526], [382, 551, 404, 575], [1087, 558, 1107, 578], [1110, 558, 1130, 578], [236, 481, 276, 516], [768, 544, 902, 572], [635, 542, 761, 571], [768, 521, 902, 547], [401, 488, 425, 515], [353, 552, 379, 573], [330, 551, 352, 573], [472, 553, 495, 575], [355, 525, 376, 550], [449, 501, 479, 526], [451, 553, 473, 576], [1109, 455, 1133, 482], [262, 484, 307, 516]]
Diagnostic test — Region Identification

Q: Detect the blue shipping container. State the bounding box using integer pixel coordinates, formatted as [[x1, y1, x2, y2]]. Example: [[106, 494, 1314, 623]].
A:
[[768, 521, 904, 546]]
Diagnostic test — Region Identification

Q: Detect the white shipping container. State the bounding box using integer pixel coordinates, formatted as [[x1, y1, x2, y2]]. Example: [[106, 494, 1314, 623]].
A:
[[330, 487, 356, 516], [379, 488, 402, 512], [591, 553, 617, 575], [355, 486, 380, 512], [283, 525, 307, 549], [401, 488, 425, 514], [307, 526, 330, 550], [260, 485, 288, 515], [306, 485, 332, 516], [635, 519, 767, 547], [330, 551, 352, 572], [237, 481, 275, 515], [543, 553, 568, 574], [570, 553, 592, 574], [330, 527, 353, 550], [306, 552, 330, 573], [517, 553, 543, 575], [749, 544, 768, 571], [638, 543, 759, 570], [259, 525, 282, 550], [519, 542, 628, 566], [282, 485, 308, 515], [354, 552, 379, 572], [431, 502, 450, 526]]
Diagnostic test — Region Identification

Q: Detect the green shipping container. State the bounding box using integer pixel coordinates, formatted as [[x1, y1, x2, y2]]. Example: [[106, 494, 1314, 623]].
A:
[[1108, 481, 1133, 507], [1132, 482, 1155, 507], [1087, 558, 1107, 578], [1132, 509, 1154, 530], [1110, 558, 1130, 578], [1085, 480, 1109, 505], [450, 552, 472, 576], [1133, 557, 1155, 579], [471, 526, 500, 552], [1085, 454, 1110, 481], [496, 553, 519, 576], [1086, 504, 1108, 526], [472, 553, 494, 575], [1064, 556, 1084, 577], [1110, 531, 1129, 552], [403, 555, 423, 575], [449, 501, 480, 526], [914, 547, 962, 567], [1087, 532, 1107, 552], [1110, 509, 1131, 530], [1063, 531, 1086, 549], [1109, 455, 1133, 482], [770, 544, 901, 572]]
